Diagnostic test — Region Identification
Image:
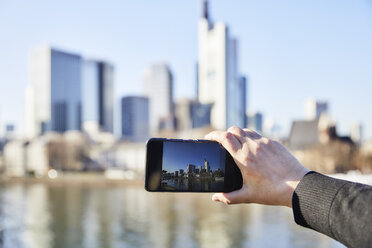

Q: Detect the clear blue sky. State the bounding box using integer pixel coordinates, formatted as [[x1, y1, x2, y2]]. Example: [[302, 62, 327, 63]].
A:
[[0, 0, 371, 138]]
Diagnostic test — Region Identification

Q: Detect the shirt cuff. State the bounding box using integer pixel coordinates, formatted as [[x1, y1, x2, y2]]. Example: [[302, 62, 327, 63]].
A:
[[292, 171, 348, 236]]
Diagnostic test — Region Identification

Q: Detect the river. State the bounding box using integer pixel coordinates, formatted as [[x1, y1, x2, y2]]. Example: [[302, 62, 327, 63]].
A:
[[0, 182, 345, 248]]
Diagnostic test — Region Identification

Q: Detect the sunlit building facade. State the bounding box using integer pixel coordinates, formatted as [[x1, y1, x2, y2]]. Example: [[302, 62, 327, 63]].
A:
[[143, 63, 174, 134], [29, 45, 82, 136], [82, 60, 114, 133], [247, 112, 263, 133], [198, 0, 246, 130], [305, 98, 328, 120], [121, 96, 149, 142], [175, 99, 212, 131]]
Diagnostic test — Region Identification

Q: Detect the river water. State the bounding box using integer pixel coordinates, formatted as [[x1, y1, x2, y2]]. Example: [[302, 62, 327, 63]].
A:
[[0, 182, 344, 248]]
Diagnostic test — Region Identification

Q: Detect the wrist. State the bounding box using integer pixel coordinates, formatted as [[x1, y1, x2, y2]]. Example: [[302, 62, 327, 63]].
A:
[[286, 168, 310, 208]]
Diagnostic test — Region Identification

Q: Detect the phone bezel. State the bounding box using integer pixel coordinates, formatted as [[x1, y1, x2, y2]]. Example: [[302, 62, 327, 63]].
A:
[[145, 138, 242, 193]]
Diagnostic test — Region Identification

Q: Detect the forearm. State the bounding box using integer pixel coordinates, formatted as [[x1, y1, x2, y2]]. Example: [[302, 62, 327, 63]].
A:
[[292, 171, 372, 248]]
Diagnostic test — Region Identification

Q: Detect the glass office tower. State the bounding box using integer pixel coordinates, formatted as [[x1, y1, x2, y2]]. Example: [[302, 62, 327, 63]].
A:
[[198, 0, 246, 129], [30, 45, 82, 135], [82, 60, 114, 133], [121, 96, 149, 142]]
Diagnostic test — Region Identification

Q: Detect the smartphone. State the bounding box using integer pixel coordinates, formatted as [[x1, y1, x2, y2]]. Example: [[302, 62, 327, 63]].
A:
[[145, 138, 243, 192]]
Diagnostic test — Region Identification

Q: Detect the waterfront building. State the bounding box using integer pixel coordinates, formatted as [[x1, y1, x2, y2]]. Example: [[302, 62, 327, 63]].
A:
[[5, 124, 14, 133], [143, 63, 174, 134], [288, 114, 339, 150], [4, 124, 15, 139], [82, 60, 114, 133], [198, 0, 246, 130], [305, 98, 328, 120], [186, 164, 196, 174], [350, 122, 363, 145], [3, 139, 27, 177], [247, 112, 263, 133], [112, 141, 146, 175], [204, 158, 210, 173], [28, 45, 82, 136], [121, 96, 149, 142], [238, 76, 247, 128], [175, 99, 212, 131]]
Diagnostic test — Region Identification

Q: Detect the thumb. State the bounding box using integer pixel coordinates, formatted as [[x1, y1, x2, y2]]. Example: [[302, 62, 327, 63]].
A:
[[212, 187, 248, 205]]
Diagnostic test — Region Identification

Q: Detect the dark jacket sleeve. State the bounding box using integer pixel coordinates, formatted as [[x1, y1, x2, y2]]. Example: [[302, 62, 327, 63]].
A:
[[292, 171, 372, 248]]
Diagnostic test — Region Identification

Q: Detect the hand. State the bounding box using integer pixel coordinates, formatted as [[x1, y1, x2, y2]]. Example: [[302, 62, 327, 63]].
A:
[[205, 126, 309, 208]]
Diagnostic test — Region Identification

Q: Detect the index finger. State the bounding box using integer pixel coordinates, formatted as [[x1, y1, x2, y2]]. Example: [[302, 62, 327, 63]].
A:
[[205, 130, 241, 155]]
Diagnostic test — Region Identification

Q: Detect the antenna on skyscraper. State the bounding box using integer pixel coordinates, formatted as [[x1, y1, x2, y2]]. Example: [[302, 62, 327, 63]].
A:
[[202, 0, 209, 21]]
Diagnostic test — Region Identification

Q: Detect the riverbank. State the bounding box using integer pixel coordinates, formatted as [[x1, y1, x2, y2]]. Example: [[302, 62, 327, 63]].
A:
[[0, 172, 144, 187], [0, 170, 371, 187]]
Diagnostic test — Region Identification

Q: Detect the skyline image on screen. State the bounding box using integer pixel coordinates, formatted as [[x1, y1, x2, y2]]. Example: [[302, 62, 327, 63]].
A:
[[160, 141, 225, 191]]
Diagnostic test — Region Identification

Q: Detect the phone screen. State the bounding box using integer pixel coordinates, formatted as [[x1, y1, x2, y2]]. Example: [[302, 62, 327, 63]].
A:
[[145, 139, 242, 192], [161, 140, 226, 191]]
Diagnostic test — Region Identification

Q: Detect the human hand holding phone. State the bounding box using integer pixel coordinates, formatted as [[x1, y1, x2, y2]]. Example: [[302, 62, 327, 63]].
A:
[[145, 138, 242, 192], [205, 126, 309, 208]]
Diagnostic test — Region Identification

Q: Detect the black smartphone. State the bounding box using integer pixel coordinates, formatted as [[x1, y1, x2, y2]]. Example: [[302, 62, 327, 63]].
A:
[[145, 138, 243, 192]]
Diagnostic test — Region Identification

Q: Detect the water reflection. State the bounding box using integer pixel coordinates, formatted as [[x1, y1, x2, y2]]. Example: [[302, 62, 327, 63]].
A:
[[162, 178, 224, 192], [0, 183, 345, 248]]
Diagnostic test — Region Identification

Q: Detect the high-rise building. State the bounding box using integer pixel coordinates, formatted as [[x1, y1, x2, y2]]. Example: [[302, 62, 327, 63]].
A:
[[29, 45, 82, 136], [143, 63, 174, 134], [198, 0, 246, 130], [191, 101, 212, 129], [305, 99, 328, 120], [204, 158, 210, 173], [4, 124, 15, 139], [247, 112, 263, 133], [175, 99, 212, 131], [121, 96, 149, 142], [82, 60, 114, 133], [186, 164, 196, 174], [237, 76, 247, 128], [5, 124, 14, 133]]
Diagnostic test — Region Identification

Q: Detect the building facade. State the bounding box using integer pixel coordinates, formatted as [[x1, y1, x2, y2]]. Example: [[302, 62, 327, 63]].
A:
[[82, 60, 114, 133], [29, 45, 82, 136], [121, 96, 149, 142], [143, 63, 174, 134], [305, 99, 328, 120], [198, 0, 246, 130], [236, 76, 247, 128], [247, 112, 263, 133], [175, 99, 212, 131]]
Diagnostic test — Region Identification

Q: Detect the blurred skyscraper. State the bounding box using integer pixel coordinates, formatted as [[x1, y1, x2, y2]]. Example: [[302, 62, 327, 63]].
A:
[[27, 45, 82, 137], [26, 45, 115, 138], [4, 124, 15, 139], [247, 112, 263, 133], [198, 0, 246, 130], [175, 99, 212, 131], [121, 96, 149, 142], [143, 63, 174, 134], [82, 60, 114, 133], [238, 76, 247, 128], [305, 98, 328, 120]]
